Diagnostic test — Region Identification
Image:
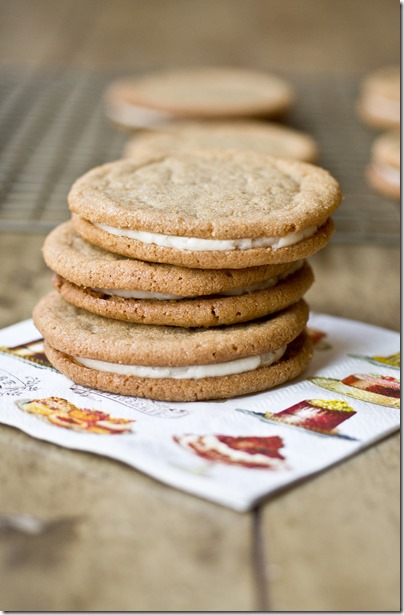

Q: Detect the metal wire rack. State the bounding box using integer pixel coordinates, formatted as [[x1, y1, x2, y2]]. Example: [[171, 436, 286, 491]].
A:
[[0, 68, 400, 243]]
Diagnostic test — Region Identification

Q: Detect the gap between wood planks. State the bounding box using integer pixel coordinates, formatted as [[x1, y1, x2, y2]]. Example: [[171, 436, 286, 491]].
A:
[[252, 506, 270, 611]]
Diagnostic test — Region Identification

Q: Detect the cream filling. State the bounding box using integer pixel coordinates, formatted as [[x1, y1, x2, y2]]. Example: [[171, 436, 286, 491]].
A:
[[92, 261, 303, 300], [95, 223, 318, 252], [105, 101, 173, 128], [181, 434, 284, 467], [72, 345, 286, 380], [364, 94, 400, 121], [374, 163, 401, 186]]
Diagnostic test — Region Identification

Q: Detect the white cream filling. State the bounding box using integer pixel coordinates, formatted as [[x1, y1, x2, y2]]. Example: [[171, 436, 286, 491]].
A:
[[364, 94, 400, 121], [92, 261, 303, 300], [95, 223, 318, 252], [181, 434, 284, 467], [72, 345, 286, 380], [374, 163, 401, 186], [105, 101, 173, 128]]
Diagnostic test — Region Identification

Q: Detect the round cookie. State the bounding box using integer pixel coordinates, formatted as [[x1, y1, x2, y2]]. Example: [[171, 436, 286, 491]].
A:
[[367, 130, 400, 200], [357, 66, 400, 129], [54, 261, 313, 328], [104, 68, 295, 130], [124, 120, 318, 163], [69, 152, 341, 269], [33, 292, 312, 402], [44, 221, 310, 297], [45, 221, 313, 327]]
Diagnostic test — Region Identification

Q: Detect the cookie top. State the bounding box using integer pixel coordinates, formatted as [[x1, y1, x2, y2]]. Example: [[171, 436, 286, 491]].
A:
[[105, 68, 295, 120], [371, 130, 400, 169], [33, 291, 308, 366], [44, 221, 298, 295], [124, 120, 318, 163], [68, 152, 341, 239]]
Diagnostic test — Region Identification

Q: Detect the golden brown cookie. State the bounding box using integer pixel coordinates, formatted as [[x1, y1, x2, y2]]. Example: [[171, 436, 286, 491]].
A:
[[357, 66, 400, 129], [44, 221, 308, 296], [33, 292, 312, 402], [53, 260, 313, 328], [367, 130, 400, 200], [104, 68, 295, 129], [69, 152, 340, 269], [45, 221, 313, 327], [124, 120, 318, 163]]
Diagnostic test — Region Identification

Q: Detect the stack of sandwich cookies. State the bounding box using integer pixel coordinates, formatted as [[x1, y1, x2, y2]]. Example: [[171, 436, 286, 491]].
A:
[[35, 150, 341, 401]]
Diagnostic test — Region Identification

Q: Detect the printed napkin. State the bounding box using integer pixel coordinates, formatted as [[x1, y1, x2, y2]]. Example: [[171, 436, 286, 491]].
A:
[[0, 313, 399, 511]]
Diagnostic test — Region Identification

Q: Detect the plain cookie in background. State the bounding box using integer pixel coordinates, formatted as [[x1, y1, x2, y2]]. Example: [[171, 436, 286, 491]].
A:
[[123, 120, 318, 163], [367, 129, 400, 200], [357, 65, 400, 129], [104, 67, 295, 130], [33, 292, 312, 402]]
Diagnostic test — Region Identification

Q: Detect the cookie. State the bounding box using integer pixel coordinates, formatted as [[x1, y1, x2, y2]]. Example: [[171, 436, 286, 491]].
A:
[[69, 152, 340, 269], [357, 66, 400, 129], [104, 68, 295, 130], [44, 221, 308, 297], [124, 120, 318, 163], [33, 292, 312, 402], [54, 261, 313, 328], [367, 130, 400, 200], [45, 221, 313, 327]]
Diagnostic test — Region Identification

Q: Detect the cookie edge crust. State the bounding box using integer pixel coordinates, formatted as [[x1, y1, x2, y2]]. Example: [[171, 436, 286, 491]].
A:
[[43, 332, 312, 402], [72, 215, 334, 269]]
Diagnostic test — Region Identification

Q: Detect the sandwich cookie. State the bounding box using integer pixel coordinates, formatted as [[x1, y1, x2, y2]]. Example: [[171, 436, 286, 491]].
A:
[[367, 130, 400, 200], [45, 222, 314, 328], [33, 293, 312, 402], [124, 120, 318, 163], [69, 152, 340, 269], [357, 66, 400, 129], [104, 67, 295, 130]]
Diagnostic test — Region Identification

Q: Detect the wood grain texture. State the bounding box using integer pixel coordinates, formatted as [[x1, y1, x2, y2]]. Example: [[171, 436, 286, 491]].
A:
[[260, 433, 400, 611], [0, 424, 257, 611]]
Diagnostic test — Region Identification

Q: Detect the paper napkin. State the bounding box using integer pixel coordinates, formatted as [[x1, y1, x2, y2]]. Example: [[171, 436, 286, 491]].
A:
[[0, 314, 399, 511]]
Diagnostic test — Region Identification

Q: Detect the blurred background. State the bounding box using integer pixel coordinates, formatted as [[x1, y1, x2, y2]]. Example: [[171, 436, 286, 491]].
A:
[[0, 0, 399, 72]]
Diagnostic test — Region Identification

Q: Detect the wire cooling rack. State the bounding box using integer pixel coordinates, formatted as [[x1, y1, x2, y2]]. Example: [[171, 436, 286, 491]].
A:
[[0, 68, 400, 243]]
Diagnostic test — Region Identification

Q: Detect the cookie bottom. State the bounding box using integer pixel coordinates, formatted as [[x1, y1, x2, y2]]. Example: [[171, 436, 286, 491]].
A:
[[44, 332, 312, 402]]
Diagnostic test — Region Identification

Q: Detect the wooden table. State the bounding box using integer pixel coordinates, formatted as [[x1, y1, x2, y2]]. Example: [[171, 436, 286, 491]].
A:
[[0, 1, 400, 610]]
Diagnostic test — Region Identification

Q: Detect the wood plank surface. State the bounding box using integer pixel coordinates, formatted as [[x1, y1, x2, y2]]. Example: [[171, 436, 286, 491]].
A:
[[0, 0, 400, 611], [261, 433, 400, 611], [0, 423, 258, 611]]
